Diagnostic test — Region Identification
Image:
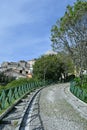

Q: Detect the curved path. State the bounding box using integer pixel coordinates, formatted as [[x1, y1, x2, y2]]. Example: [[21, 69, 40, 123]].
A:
[[39, 83, 87, 130], [0, 83, 87, 130]]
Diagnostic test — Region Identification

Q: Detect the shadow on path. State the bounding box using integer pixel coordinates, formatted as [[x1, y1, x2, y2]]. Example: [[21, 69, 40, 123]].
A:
[[20, 92, 44, 130]]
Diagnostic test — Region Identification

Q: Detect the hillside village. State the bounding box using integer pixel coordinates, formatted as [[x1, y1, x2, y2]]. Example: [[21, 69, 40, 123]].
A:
[[0, 59, 36, 79], [0, 49, 86, 80], [0, 50, 58, 80]]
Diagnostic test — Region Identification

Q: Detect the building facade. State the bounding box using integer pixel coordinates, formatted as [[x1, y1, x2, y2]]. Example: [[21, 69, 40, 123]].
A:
[[0, 59, 36, 79]]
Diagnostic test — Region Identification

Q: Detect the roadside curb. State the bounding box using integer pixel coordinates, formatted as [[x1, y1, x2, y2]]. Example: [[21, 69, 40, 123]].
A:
[[62, 83, 87, 120], [0, 91, 31, 121], [17, 87, 44, 130]]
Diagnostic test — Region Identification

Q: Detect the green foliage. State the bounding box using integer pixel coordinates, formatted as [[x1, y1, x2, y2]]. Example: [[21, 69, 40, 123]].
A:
[[60, 0, 87, 31], [70, 80, 87, 103], [74, 75, 87, 88], [0, 78, 39, 91], [0, 72, 15, 86], [65, 74, 75, 82], [51, 0, 87, 46], [5, 78, 37, 89], [74, 77, 82, 87], [0, 77, 45, 115], [33, 54, 74, 82], [0, 85, 5, 91], [51, 0, 87, 76]]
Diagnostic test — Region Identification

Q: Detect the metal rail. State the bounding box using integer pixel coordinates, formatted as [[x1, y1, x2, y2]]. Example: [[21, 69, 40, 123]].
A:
[[0, 87, 44, 130], [70, 81, 87, 103], [0, 81, 44, 120]]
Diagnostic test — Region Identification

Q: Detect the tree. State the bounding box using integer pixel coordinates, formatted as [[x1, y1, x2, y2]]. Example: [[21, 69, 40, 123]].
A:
[[0, 72, 15, 86], [51, 0, 87, 76], [33, 54, 74, 82]]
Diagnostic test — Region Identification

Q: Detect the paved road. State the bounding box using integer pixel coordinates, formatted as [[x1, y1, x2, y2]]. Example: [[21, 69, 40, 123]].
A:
[[0, 83, 87, 130], [39, 83, 87, 130]]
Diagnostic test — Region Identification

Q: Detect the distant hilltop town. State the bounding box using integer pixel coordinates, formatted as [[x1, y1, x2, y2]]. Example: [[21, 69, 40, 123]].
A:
[[0, 50, 57, 79], [0, 59, 36, 79]]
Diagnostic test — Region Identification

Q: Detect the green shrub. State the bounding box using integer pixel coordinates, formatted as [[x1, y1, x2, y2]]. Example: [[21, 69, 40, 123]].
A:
[[65, 74, 75, 82], [6, 78, 37, 89], [0, 78, 40, 91], [74, 76, 87, 88], [74, 77, 81, 86], [0, 72, 15, 86]]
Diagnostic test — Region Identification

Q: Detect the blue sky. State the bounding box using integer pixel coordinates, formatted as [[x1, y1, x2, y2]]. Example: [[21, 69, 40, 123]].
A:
[[0, 0, 76, 63]]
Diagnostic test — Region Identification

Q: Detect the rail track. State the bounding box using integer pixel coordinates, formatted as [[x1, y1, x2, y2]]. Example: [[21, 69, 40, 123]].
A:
[[0, 87, 44, 130]]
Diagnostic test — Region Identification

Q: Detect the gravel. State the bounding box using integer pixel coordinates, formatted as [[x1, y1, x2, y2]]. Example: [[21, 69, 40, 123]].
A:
[[40, 84, 87, 130], [0, 83, 87, 130]]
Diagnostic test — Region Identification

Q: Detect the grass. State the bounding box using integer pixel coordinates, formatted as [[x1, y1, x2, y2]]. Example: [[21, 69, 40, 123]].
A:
[[0, 77, 39, 92]]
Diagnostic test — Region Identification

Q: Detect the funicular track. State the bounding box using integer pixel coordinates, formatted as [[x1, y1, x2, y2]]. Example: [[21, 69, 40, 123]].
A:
[[0, 87, 44, 130]]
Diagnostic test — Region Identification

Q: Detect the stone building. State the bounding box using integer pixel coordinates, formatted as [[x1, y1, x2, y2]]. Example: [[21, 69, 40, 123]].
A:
[[0, 59, 36, 79], [27, 59, 36, 75], [4, 68, 26, 79]]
